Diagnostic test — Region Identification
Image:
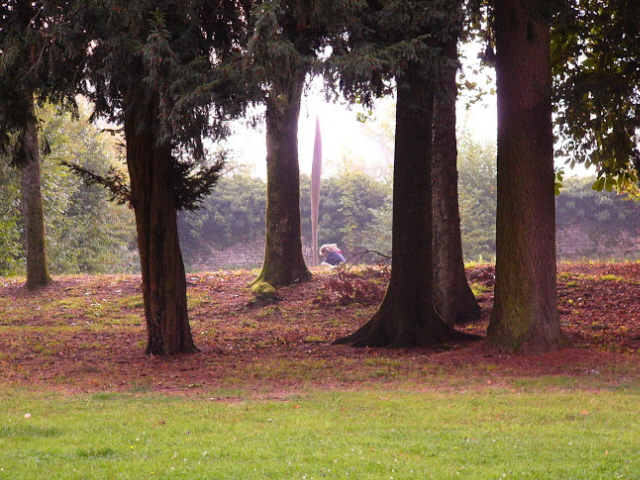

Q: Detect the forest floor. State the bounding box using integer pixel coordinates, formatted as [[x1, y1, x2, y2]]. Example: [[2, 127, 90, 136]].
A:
[[1, 262, 640, 397]]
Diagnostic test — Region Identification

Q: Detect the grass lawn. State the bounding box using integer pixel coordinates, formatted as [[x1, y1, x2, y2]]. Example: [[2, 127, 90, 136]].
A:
[[3, 265, 640, 478], [2, 388, 639, 479]]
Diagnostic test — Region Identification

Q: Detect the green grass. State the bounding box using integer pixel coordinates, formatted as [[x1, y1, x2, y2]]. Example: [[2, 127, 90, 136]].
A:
[[1, 389, 639, 479], [599, 275, 624, 282], [470, 283, 491, 296]]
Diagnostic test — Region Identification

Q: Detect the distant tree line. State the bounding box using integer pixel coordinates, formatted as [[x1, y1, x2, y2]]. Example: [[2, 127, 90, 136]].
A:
[[0, 105, 136, 277], [5, 112, 640, 278]]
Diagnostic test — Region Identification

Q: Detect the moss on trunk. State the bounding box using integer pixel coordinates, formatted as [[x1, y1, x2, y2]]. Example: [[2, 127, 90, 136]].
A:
[[253, 68, 312, 287], [488, 0, 570, 353], [124, 100, 198, 356], [336, 68, 479, 348], [20, 99, 52, 291]]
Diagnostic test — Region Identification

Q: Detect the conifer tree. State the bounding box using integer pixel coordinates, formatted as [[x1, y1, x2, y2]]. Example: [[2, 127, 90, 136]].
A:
[[2, 0, 253, 354], [0, 1, 54, 290], [335, 0, 480, 346], [245, 0, 360, 287], [487, 0, 569, 353]]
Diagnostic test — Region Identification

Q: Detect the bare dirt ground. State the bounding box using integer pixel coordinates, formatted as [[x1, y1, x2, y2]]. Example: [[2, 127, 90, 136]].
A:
[[1, 262, 639, 397]]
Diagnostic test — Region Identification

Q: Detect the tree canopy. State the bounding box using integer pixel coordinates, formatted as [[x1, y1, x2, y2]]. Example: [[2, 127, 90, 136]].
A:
[[552, 0, 640, 186]]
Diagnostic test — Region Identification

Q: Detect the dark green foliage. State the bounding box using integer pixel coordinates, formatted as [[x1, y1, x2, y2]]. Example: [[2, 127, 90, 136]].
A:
[[56, 0, 251, 205], [552, 0, 640, 184], [0, 1, 82, 159], [327, 0, 463, 105], [63, 153, 225, 211], [61, 162, 132, 207], [244, 0, 363, 88]]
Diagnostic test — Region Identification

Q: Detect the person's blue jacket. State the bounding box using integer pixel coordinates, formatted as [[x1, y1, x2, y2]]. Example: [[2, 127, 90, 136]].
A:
[[325, 250, 345, 266]]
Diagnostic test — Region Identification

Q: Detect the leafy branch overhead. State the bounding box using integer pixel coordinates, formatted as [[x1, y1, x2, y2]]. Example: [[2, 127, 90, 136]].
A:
[[61, 161, 132, 206], [552, 0, 640, 186], [62, 153, 224, 212]]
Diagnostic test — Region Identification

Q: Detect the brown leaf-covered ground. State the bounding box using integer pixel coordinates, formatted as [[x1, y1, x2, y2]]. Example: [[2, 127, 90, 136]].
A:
[[1, 263, 639, 397]]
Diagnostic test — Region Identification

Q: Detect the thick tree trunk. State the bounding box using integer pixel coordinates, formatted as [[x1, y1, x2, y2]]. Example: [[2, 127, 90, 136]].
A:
[[253, 69, 312, 287], [124, 102, 198, 356], [487, 0, 569, 353], [20, 100, 52, 290], [336, 69, 479, 348], [432, 37, 481, 325]]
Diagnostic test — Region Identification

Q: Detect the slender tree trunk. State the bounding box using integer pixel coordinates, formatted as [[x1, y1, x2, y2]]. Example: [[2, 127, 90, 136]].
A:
[[124, 101, 198, 356], [20, 99, 51, 290], [487, 0, 569, 353], [253, 68, 312, 287], [432, 36, 481, 325], [336, 68, 478, 348]]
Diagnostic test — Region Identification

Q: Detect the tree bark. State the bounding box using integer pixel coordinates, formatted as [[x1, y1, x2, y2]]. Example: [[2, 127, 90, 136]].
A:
[[124, 99, 198, 356], [432, 37, 481, 326], [487, 0, 569, 353], [20, 99, 52, 290], [253, 68, 312, 287], [335, 68, 478, 348]]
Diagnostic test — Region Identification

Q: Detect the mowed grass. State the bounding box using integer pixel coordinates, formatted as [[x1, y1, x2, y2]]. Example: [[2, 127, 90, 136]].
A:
[[1, 388, 639, 479]]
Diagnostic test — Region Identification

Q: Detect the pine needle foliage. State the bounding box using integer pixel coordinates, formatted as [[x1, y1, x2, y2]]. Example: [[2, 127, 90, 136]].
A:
[[327, 0, 466, 106]]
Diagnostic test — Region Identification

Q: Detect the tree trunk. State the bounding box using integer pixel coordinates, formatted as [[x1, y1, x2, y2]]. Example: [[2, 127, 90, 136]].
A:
[[20, 99, 52, 290], [253, 68, 312, 287], [124, 101, 198, 356], [432, 37, 481, 326], [335, 68, 478, 348], [487, 0, 569, 353]]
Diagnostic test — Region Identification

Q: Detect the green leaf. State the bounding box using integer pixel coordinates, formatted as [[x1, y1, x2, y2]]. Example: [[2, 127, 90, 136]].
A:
[[592, 177, 605, 191]]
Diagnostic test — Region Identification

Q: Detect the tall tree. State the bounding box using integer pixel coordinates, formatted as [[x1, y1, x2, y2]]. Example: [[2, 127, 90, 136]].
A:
[[257, 60, 311, 286], [431, 35, 481, 325], [246, 0, 359, 287], [487, 0, 569, 353], [0, 1, 53, 290], [336, 0, 479, 347], [18, 99, 52, 290], [39, 0, 252, 355]]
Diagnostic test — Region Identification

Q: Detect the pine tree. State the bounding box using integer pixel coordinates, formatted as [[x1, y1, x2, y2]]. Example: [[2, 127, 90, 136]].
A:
[[487, 0, 570, 353], [245, 0, 361, 287], [0, 1, 54, 290], [4, 0, 253, 354], [335, 0, 480, 346]]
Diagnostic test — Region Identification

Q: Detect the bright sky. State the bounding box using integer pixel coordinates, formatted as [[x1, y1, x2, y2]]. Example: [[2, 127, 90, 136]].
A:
[[225, 41, 592, 179], [227, 87, 498, 179]]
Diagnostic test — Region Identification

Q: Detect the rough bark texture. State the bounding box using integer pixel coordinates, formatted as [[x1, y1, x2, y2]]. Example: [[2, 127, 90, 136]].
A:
[[253, 69, 312, 287], [20, 101, 52, 291], [432, 37, 481, 326], [124, 99, 198, 356], [336, 69, 479, 348], [487, 0, 569, 353]]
